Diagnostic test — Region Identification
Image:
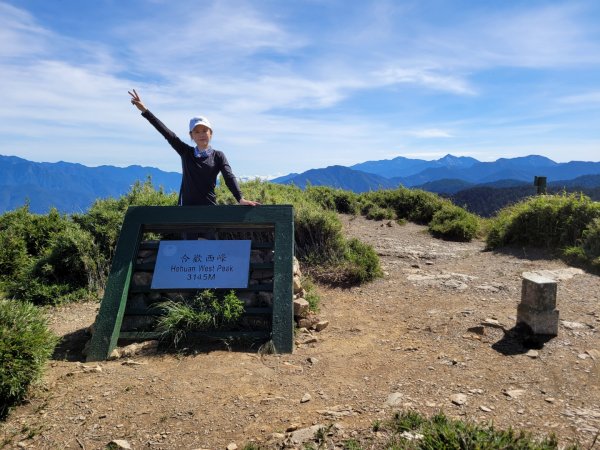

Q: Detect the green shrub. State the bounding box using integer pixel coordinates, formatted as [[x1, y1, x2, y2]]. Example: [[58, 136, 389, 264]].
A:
[[301, 276, 321, 312], [306, 186, 359, 215], [229, 181, 384, 284], [305, 186, 337, 211], [294, 204, 346, 263], [0, 207, 71, 280], [4, 179, 177, 305], [389, 410, 425, 433], [487, 193, 600, 250], [332, 190, 359, 215], [156, 290, 244, 346], [0, 207, 103, 305], [563, 245, 588, 266], [74, 179, 178, 264], [293, 204, 383, 285], [0, 229, 30, 279], [358, 200, 375, 216], [227, 180, 383, 286], [428, 204, 480, 241], [217, 178, 305, 206], [359, 188, 446, 224], [72, 197, 124, 265], [486, 193, 600, 269], [364, 205, 395, 221], [3, 223, 102, 305], [403, 189, 445, 223], [338, 238, 383, 284], [34, 224, 103, 290], [0, 206, 67, 258], [6, 274, 90, 306], [581, 217, 600, 262], [0, 299, 58, 419]]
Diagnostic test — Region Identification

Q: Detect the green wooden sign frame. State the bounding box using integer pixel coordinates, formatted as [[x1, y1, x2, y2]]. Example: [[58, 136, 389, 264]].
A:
[[86, 205, 294, 361]]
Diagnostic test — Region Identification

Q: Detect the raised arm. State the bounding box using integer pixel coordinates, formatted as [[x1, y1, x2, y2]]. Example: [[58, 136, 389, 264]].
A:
[[128, 89, 147, 112], [128, 89, 190, 155]]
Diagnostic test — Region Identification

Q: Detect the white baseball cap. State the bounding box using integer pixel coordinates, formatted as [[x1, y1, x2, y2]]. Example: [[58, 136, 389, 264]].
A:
[[189, 116, 213, 132]]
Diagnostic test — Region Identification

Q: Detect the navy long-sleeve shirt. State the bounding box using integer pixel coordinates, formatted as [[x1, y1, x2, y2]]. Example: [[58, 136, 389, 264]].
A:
[[141, 110, 243, 205]]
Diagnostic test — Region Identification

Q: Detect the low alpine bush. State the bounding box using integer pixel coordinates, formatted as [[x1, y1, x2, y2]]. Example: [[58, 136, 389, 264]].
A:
[[0, 299, 58, 419], [486, 193, 600, 270], [428, 204, 480, 241]]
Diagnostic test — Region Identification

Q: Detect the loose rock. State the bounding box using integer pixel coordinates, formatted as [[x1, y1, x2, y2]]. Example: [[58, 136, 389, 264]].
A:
[[586, 349, 600, 360], [293, 298, 310, 318], [504, 389, 526, 399], [450, 393, 467, 406], [109, 340, 159, 360], [526, 350, 539, 359], [315, 320, 329, 332], [107, 440, 132, 450], [385, 392, 403, 407], [289, 424, 326, 445]]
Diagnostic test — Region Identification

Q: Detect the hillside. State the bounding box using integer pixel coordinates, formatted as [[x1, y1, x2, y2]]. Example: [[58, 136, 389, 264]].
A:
[[0, 155, 181, 213], [271, 165, 397, 192], [450, 175, 600, 217], [272, 156, 600, 210], [350, 154, 479, 179], [2, 216, 598, 449]]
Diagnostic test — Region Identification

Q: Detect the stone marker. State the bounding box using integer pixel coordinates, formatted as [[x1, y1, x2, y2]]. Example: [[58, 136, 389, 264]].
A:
[[516, 272, 559, 336]]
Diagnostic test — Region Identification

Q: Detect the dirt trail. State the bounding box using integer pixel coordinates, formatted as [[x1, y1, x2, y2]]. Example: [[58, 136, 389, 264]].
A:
[[1, 215, 599, 449]]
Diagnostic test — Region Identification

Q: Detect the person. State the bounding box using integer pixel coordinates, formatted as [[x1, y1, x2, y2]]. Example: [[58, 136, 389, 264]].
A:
[[128, 89, 259, 207]]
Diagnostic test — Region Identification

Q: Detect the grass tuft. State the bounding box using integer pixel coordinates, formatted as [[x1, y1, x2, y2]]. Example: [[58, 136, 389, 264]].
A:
[[156, 290, 244, 347]]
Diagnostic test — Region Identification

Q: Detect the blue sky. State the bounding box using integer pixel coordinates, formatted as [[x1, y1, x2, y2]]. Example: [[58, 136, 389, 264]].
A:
[[1, 0, 600, 178]]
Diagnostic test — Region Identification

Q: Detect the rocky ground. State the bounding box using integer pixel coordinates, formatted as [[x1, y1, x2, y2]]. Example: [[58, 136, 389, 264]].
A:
[[1, 215, 599, 449]]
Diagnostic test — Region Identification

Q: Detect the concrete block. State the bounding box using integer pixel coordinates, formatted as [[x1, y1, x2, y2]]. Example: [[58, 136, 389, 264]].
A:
[[517, 304, 559, 336], [521, 273, 557, 309]]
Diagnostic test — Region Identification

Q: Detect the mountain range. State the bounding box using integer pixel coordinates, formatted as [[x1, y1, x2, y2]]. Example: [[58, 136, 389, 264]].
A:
[[272, 154, 600, 190], [2, 153, 600, 215], [0, 155, 181, 214]]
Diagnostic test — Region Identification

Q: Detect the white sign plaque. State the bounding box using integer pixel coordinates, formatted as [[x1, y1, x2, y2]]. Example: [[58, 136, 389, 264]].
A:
[[151, 240, 252, 289]]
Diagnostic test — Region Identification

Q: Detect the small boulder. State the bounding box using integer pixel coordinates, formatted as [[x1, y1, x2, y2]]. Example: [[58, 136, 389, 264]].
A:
[[450, 393, 467, 406], [385, 392, 403, 407], [297, 315, 319, 329], [315, 320, 329, 332], [293, 298, 310, 318], [293, 275, 303, 294]]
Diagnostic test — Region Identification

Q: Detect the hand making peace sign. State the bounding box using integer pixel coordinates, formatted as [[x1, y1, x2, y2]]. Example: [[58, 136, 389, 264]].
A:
[[128, 89, 147, 112]]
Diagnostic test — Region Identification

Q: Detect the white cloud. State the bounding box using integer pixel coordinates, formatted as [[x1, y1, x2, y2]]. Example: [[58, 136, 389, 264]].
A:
[[119, 2, 305, 78], [405, 128, 454, 139], [0, 3, 49, 57], [420, 3, 600, 70], [375, 67, 475, 95], [559, 91, 600, 105]]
